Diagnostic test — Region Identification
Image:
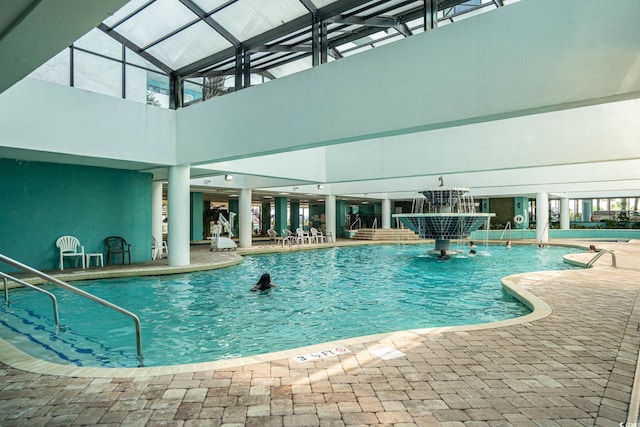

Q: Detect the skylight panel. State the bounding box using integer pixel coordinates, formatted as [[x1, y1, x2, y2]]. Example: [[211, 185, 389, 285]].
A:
[[265, 56, 312, 79], [372, 34, 404, 47], [213, 0, 309, 41], [113, 0, 198, 48], [74, 28, 122, 59], [146, 21, 233, 69], [103, 0, 151, 27], [341, 45, 373, 57], [192, 0, 234, 13], [306, 0, 341, 7], [125, 48, 164, 72]]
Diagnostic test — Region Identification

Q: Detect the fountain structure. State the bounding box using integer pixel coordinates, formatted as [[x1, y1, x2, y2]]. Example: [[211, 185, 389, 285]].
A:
[[393, 178, 494, 256]]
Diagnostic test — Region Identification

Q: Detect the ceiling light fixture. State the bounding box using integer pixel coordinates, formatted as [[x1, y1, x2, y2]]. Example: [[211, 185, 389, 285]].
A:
[[317, 184, 324, 189], [225, 174, 233, 181]]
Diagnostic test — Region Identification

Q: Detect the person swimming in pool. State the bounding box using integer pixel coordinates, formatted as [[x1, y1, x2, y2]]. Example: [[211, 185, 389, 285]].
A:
[[437, 249, 450, 260], [251, 273, 276, 291]]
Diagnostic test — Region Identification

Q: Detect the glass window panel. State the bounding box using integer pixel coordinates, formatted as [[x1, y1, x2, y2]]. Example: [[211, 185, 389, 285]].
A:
[[147, 21, 233, 69], [214, 0, 309, 41], [369, 30, 390, 41], [74, 28, 122, 59], [146, 71, 170, 108], [125, 48, 163, 72], [183, 79, 204, 104], [115, 0, 197, 48], [341, 45, 372, 57], [310, 0, 341, 7], [373, 34, 405, 47], [125, 64, 148, 104], [268, 56, 312, 79], [103, 0, 151, 27], [74, 50, 122, 98], [29, 48, 70, 86], [335, 41, 357, 51], [192, 0, 232, 13]]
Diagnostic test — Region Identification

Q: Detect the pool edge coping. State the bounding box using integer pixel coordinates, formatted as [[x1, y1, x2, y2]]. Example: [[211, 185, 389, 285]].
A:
[[0, 272, 553, 378]]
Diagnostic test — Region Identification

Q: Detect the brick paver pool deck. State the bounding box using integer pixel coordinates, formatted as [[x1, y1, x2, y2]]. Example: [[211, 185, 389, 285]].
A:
[[1, 239, 639, 426]]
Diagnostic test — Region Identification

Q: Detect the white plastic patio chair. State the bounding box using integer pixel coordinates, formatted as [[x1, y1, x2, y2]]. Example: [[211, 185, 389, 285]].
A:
[[296, 227, 312, 244], [152, 235, 168, 260], [56, 235, 85, 270], [267, 229, 283, 246], [309, 227, 326, 243], [282, 229, 295, 247]]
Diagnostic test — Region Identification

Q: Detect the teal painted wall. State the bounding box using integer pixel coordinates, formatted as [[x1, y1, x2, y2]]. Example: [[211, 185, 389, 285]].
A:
[[261, 202, 271, 234], [274, 197, 287, 234], [228, 199, 239, 236], [470, 229, 640, 241], [336, 200, 346, 237], [290, 201, 300, 230], [0, 159, 152, 272], [190, 192, 203, 240], [309, 204, 324, 229]]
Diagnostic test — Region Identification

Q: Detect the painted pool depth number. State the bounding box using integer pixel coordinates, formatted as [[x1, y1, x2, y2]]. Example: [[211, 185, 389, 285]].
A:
[[293, 347, 351, 362]]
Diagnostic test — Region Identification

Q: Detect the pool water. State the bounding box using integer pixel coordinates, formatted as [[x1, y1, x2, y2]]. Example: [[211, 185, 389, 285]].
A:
[[0, 244, 580, 367]]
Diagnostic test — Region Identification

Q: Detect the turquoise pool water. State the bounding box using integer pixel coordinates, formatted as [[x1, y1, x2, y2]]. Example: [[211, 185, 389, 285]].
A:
[[0, 244, 580, 367]]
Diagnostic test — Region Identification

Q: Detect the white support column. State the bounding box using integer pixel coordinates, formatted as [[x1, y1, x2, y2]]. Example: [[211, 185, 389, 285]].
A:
[[151, 180, 163, 246], [238, 188, 252, 248], [536, 192, 549, 243], [582, 199, 593, 222], [560, 196, 570, 230], [167, 165, 190, 266], [381, 198, 391, 229], [325, 194, 336, 241]]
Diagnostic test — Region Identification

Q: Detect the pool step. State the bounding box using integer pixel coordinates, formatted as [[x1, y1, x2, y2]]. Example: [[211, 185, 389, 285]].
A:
[[0, 306, 132, 367], [351, 228, 420, 241]]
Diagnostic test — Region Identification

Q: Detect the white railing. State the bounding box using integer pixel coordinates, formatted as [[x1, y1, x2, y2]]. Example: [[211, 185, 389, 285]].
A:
[[586, 250, 617, 268], [350, 217, 361, 230], [499, 221, 512, 243]]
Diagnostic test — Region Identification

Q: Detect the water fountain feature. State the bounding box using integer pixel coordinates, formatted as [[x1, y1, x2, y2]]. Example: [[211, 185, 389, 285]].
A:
[[393, 178, 495, 256]]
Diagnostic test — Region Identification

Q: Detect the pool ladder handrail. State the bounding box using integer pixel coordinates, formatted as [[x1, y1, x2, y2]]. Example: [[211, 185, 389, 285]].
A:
[[586, 249, 617, 268], [2, 272, 61, 329], [499, 221, 512, 243], [0, 253, 144, 366]]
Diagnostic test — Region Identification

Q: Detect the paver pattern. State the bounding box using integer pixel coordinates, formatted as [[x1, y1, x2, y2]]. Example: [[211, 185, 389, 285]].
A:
[[1, 240, 639, 426]]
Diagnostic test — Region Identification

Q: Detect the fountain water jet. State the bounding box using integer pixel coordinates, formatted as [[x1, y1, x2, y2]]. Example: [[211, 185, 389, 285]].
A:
[[393, 178, 495, 256]]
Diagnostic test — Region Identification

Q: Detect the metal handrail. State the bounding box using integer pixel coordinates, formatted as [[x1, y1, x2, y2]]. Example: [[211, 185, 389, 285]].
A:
[[350, 217, 361, 230], [372, 218, 378, 229], [0, 254, 143, 366], [499, 221, 512, 243], [586, 249, 617, 268], [2, 273, 61, 329]]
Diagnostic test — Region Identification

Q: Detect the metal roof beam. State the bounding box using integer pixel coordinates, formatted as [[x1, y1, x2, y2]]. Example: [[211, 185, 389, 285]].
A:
[[177, 0, 241, 47], [325, 15, 399, 29], [98, 23, 173, 74], [174, 0, 365, 76], [248, 45, 312, 54]]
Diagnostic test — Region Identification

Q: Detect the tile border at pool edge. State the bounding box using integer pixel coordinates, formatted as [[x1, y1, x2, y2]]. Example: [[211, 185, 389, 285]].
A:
[[0, 271, 553, 378]]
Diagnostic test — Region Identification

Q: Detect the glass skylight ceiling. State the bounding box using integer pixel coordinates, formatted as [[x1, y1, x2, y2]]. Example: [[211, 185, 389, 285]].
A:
[[95, 0, 512, 105]]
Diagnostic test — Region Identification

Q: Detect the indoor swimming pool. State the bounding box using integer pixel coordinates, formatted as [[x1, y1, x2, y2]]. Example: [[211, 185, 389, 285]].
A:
[[0, 243, 581, 368]]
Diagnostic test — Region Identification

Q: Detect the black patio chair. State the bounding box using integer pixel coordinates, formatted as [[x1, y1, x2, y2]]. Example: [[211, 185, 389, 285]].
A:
[[104, 236, 131, 265]]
